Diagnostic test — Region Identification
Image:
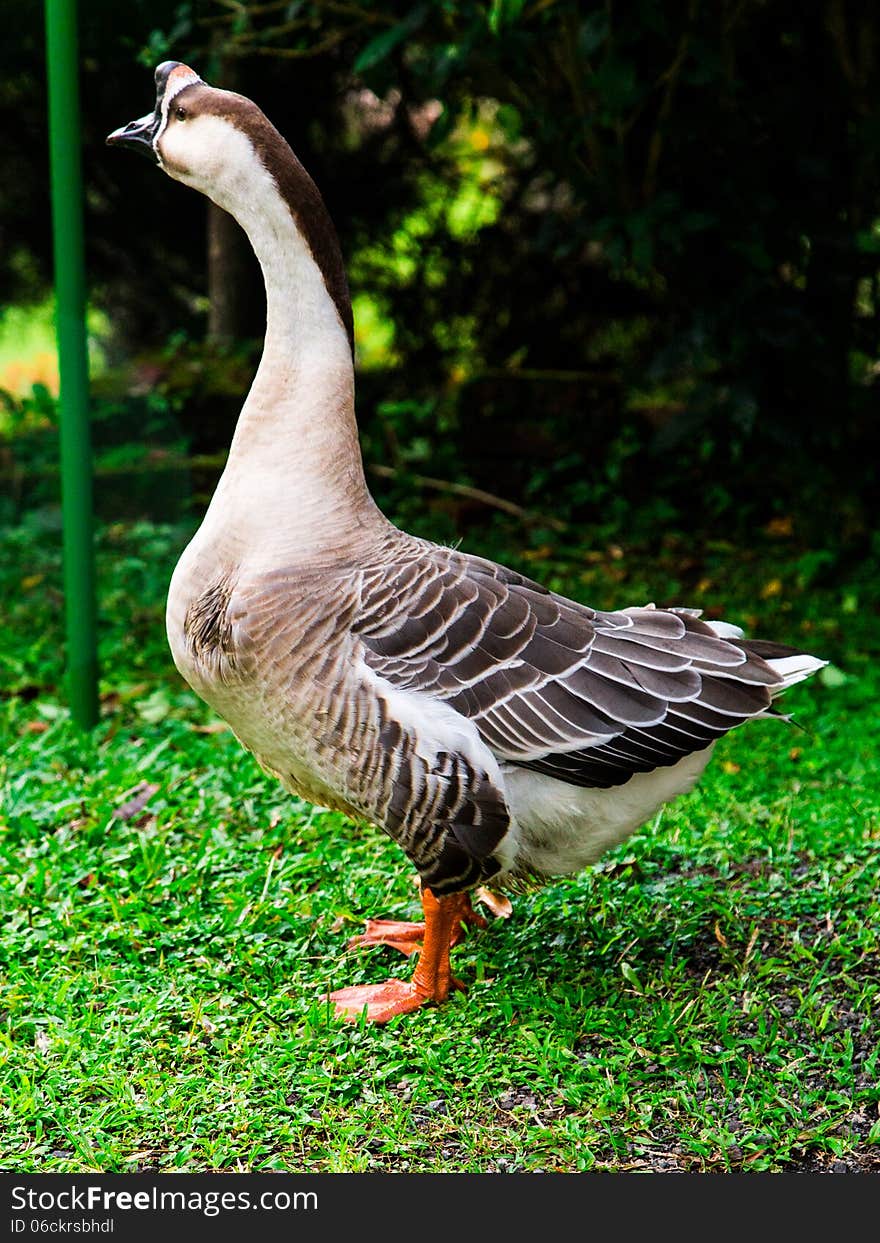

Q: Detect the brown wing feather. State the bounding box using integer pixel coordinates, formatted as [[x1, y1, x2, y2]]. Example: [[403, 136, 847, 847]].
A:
[[356, 543, 785, 788]]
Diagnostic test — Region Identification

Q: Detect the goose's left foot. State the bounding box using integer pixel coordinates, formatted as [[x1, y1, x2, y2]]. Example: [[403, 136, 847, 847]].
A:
[[329, 888, 469, 1023], [328, 974, 466, 1023]]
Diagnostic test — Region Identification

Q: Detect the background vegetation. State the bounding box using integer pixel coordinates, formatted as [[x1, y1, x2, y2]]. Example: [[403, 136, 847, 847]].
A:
[[3, 0, 880, 536], [1, 0, 878, 1174]]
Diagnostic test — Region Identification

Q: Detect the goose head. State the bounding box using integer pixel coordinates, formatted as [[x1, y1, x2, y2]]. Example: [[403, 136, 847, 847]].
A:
[[107, 63, 354, 352], [106, 61, 272, 209]]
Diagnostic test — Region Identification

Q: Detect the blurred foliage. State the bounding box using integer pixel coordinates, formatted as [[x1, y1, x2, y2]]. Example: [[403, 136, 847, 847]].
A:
[[0, 299, 109, 398], [1, 1, 879, 541]]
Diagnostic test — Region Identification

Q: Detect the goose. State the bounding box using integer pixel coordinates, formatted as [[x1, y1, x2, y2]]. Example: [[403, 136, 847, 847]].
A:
[[107, 63, 826, 1023]]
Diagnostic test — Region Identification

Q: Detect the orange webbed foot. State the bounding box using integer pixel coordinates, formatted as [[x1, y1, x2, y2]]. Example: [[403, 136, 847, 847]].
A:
[[328, 979, 434, 1023], [348, 892, 490, 959], [475, 886, 513, 920], [348, 919, 426, 957], [330, 888, 474, 1023]]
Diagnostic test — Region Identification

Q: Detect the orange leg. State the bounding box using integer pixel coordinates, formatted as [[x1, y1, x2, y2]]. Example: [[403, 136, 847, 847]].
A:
[[329, 889, 473, 1023], [348, 891, 487, 957]]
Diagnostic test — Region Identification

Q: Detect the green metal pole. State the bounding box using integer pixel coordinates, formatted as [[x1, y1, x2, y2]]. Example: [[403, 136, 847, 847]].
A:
[[45, 0, 98, 728]]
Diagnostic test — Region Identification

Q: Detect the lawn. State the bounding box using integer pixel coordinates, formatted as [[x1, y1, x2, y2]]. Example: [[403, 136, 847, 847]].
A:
[[1, 511, 878, 1172]]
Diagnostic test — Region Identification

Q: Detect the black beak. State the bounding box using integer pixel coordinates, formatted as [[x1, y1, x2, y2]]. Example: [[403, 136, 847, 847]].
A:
[[106, 111, 159, 161], [106, 62, 193, 163]]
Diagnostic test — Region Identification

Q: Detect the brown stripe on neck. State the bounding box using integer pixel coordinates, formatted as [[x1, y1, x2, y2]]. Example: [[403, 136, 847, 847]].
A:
[[180, 85, 354, 353]]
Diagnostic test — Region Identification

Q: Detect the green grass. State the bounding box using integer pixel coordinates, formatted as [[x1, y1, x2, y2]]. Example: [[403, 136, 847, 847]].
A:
[[1, 513, 878, 1172]]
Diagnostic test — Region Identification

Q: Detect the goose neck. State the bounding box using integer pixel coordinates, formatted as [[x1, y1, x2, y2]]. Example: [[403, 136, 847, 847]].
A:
[[205, 154, 386, 560]]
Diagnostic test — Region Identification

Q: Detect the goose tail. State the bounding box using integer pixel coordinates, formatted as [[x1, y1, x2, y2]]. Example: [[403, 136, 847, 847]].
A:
[[733, 638, 828, 695]]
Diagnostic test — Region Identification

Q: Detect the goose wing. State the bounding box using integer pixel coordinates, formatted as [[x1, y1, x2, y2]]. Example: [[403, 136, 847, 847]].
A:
[[355, 543, 785, 790]]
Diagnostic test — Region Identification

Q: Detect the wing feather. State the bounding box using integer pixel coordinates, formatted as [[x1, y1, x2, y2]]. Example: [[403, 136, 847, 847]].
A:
[[352, 543, 794, 790]]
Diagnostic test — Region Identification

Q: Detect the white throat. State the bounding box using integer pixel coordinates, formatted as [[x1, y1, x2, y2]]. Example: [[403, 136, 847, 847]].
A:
[[171, 118, 386, 565]]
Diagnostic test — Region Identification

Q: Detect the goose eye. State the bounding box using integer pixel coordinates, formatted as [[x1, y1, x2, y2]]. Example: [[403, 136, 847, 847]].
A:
[[175, 106, 188, 121]]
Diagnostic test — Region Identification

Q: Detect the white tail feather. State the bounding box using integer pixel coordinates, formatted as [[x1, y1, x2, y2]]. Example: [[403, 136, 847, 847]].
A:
[[767, 653, 827, 691]]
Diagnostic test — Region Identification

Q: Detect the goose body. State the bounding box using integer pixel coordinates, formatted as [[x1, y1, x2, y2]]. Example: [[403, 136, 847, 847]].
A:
[[109, 65, 825, 1021]]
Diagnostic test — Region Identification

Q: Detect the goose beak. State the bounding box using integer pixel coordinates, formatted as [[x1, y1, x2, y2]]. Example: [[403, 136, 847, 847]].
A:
[[106, 61, 202, 162], [106, 111, 159, 160]]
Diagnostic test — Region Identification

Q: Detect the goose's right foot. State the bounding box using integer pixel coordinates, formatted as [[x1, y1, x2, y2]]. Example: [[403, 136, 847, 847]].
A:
[[348, 919, 425, 957], [348, 890, 487, 957]]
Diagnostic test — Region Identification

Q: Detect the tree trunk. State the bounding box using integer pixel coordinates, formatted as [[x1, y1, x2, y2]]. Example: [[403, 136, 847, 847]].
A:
[[207, 204, 258, 344], [205, 58, 263, 344]]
